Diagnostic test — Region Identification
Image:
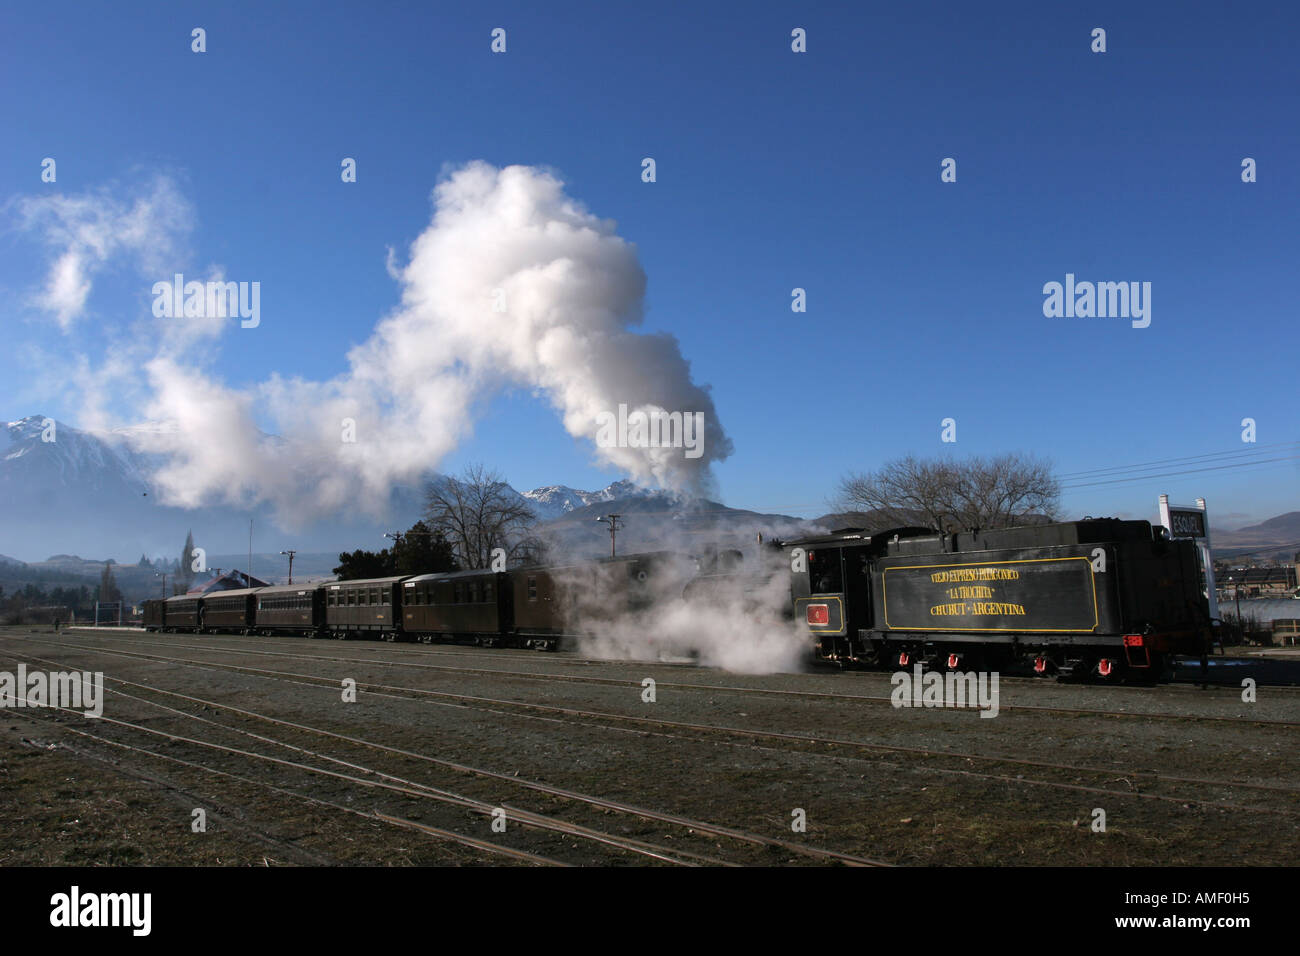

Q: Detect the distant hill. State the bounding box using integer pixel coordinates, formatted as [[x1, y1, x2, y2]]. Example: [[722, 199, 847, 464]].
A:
[[1, 412, 814, 566], [1212, 511, 1300, 556], [6, 411, 1294, 569], [541, 494, 811, 558]]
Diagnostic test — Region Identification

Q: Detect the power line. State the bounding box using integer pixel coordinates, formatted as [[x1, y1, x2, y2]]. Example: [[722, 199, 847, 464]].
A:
[[1215, 540, 1300, 558], [1056, 439, 1300, 479], [1059, 454, 1300, 490]]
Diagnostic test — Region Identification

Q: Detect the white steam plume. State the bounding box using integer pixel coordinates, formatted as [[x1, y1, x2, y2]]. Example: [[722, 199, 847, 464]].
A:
[[126, 162, 732, 520], [562, 550, 808, 674]]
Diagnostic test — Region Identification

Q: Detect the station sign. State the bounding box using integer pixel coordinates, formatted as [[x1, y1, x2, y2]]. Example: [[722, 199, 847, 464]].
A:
[[1158, 494, 1219, 618], [1167, 508, 1207, 539]]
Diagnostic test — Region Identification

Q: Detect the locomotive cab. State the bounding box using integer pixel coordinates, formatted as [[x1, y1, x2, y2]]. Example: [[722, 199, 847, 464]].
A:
[[788, 528, 933, 666]]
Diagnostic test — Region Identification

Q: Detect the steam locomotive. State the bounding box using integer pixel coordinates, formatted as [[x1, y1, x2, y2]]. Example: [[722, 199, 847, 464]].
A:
[[786, 518, 1213, 680], [143, 517, 1215, 681]]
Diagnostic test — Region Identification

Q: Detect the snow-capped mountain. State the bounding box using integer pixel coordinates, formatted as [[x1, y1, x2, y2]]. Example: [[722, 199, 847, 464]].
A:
[[3, 415, 153, 497], [0, 415, 430, 561], [0, 412, 810, 565], [0, 414, 708, 562], [521, 479, 662, 520]]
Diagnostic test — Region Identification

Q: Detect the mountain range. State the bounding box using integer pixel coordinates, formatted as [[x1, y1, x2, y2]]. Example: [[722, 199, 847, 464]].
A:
[[4, 414, 1294, 571], [1, 415, 796, 565], [1210, 512, 1300, 557]]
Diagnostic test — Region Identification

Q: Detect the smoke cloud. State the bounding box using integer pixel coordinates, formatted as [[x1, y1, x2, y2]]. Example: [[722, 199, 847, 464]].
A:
[[560, 549, 808, 674], [21, 163, 733, 522], [14, 175, 192, 329]]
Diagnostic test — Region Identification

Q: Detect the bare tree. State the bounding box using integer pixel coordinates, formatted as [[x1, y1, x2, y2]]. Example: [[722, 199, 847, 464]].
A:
[[423, 464, 541, 569], [837, 453, 1060, 534]]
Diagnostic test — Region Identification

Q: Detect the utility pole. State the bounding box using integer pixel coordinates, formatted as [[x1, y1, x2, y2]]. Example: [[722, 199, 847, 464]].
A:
[[280, 550, 297, 584], [384, 532, 403, 573], [597, 514, 622, 558]]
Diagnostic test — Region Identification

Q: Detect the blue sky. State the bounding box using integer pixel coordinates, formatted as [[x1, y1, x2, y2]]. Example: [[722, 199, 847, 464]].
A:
[[2, 0, 1297, 529]]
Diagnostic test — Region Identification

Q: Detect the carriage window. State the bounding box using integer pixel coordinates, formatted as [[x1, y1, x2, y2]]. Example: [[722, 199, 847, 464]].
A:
[[471, 580, 481, 603], [484, 580, 493, 601], [347, 590, 356, 606], [527, 576, 537, 601], [454, 582, 463, 603], [381, 587, 390, 606]]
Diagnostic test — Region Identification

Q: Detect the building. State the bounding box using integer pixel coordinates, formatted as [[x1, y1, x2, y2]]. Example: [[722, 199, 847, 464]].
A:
[[185, 569, 269, 595], [1272, 620, 1300, 646]]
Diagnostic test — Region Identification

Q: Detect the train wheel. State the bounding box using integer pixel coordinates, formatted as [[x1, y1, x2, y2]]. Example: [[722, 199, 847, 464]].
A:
[[1093, 657, 1124, 683]]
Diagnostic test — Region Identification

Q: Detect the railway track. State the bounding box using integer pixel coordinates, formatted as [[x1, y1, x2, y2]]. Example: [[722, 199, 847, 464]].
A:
[[9, 641, 1296, 821], [38, 726, 569, 866], [45, 632, 1300, 728], [66, 626, 1300, 689], [5, 649, 887, 867]]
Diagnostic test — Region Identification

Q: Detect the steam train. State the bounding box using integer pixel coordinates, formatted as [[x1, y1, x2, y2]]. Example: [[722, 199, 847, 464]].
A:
[[142, 517, 1216, 680], [786, 518, 1214, 680], [142, 552, 692, 650]]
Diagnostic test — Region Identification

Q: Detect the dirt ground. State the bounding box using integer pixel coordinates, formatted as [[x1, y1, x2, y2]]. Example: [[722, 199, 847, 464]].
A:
[[1, 625, 1295, 866]]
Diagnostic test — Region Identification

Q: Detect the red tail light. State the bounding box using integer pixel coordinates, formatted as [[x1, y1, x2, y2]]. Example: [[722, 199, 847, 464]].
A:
[[806, 604, 829, 626]]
